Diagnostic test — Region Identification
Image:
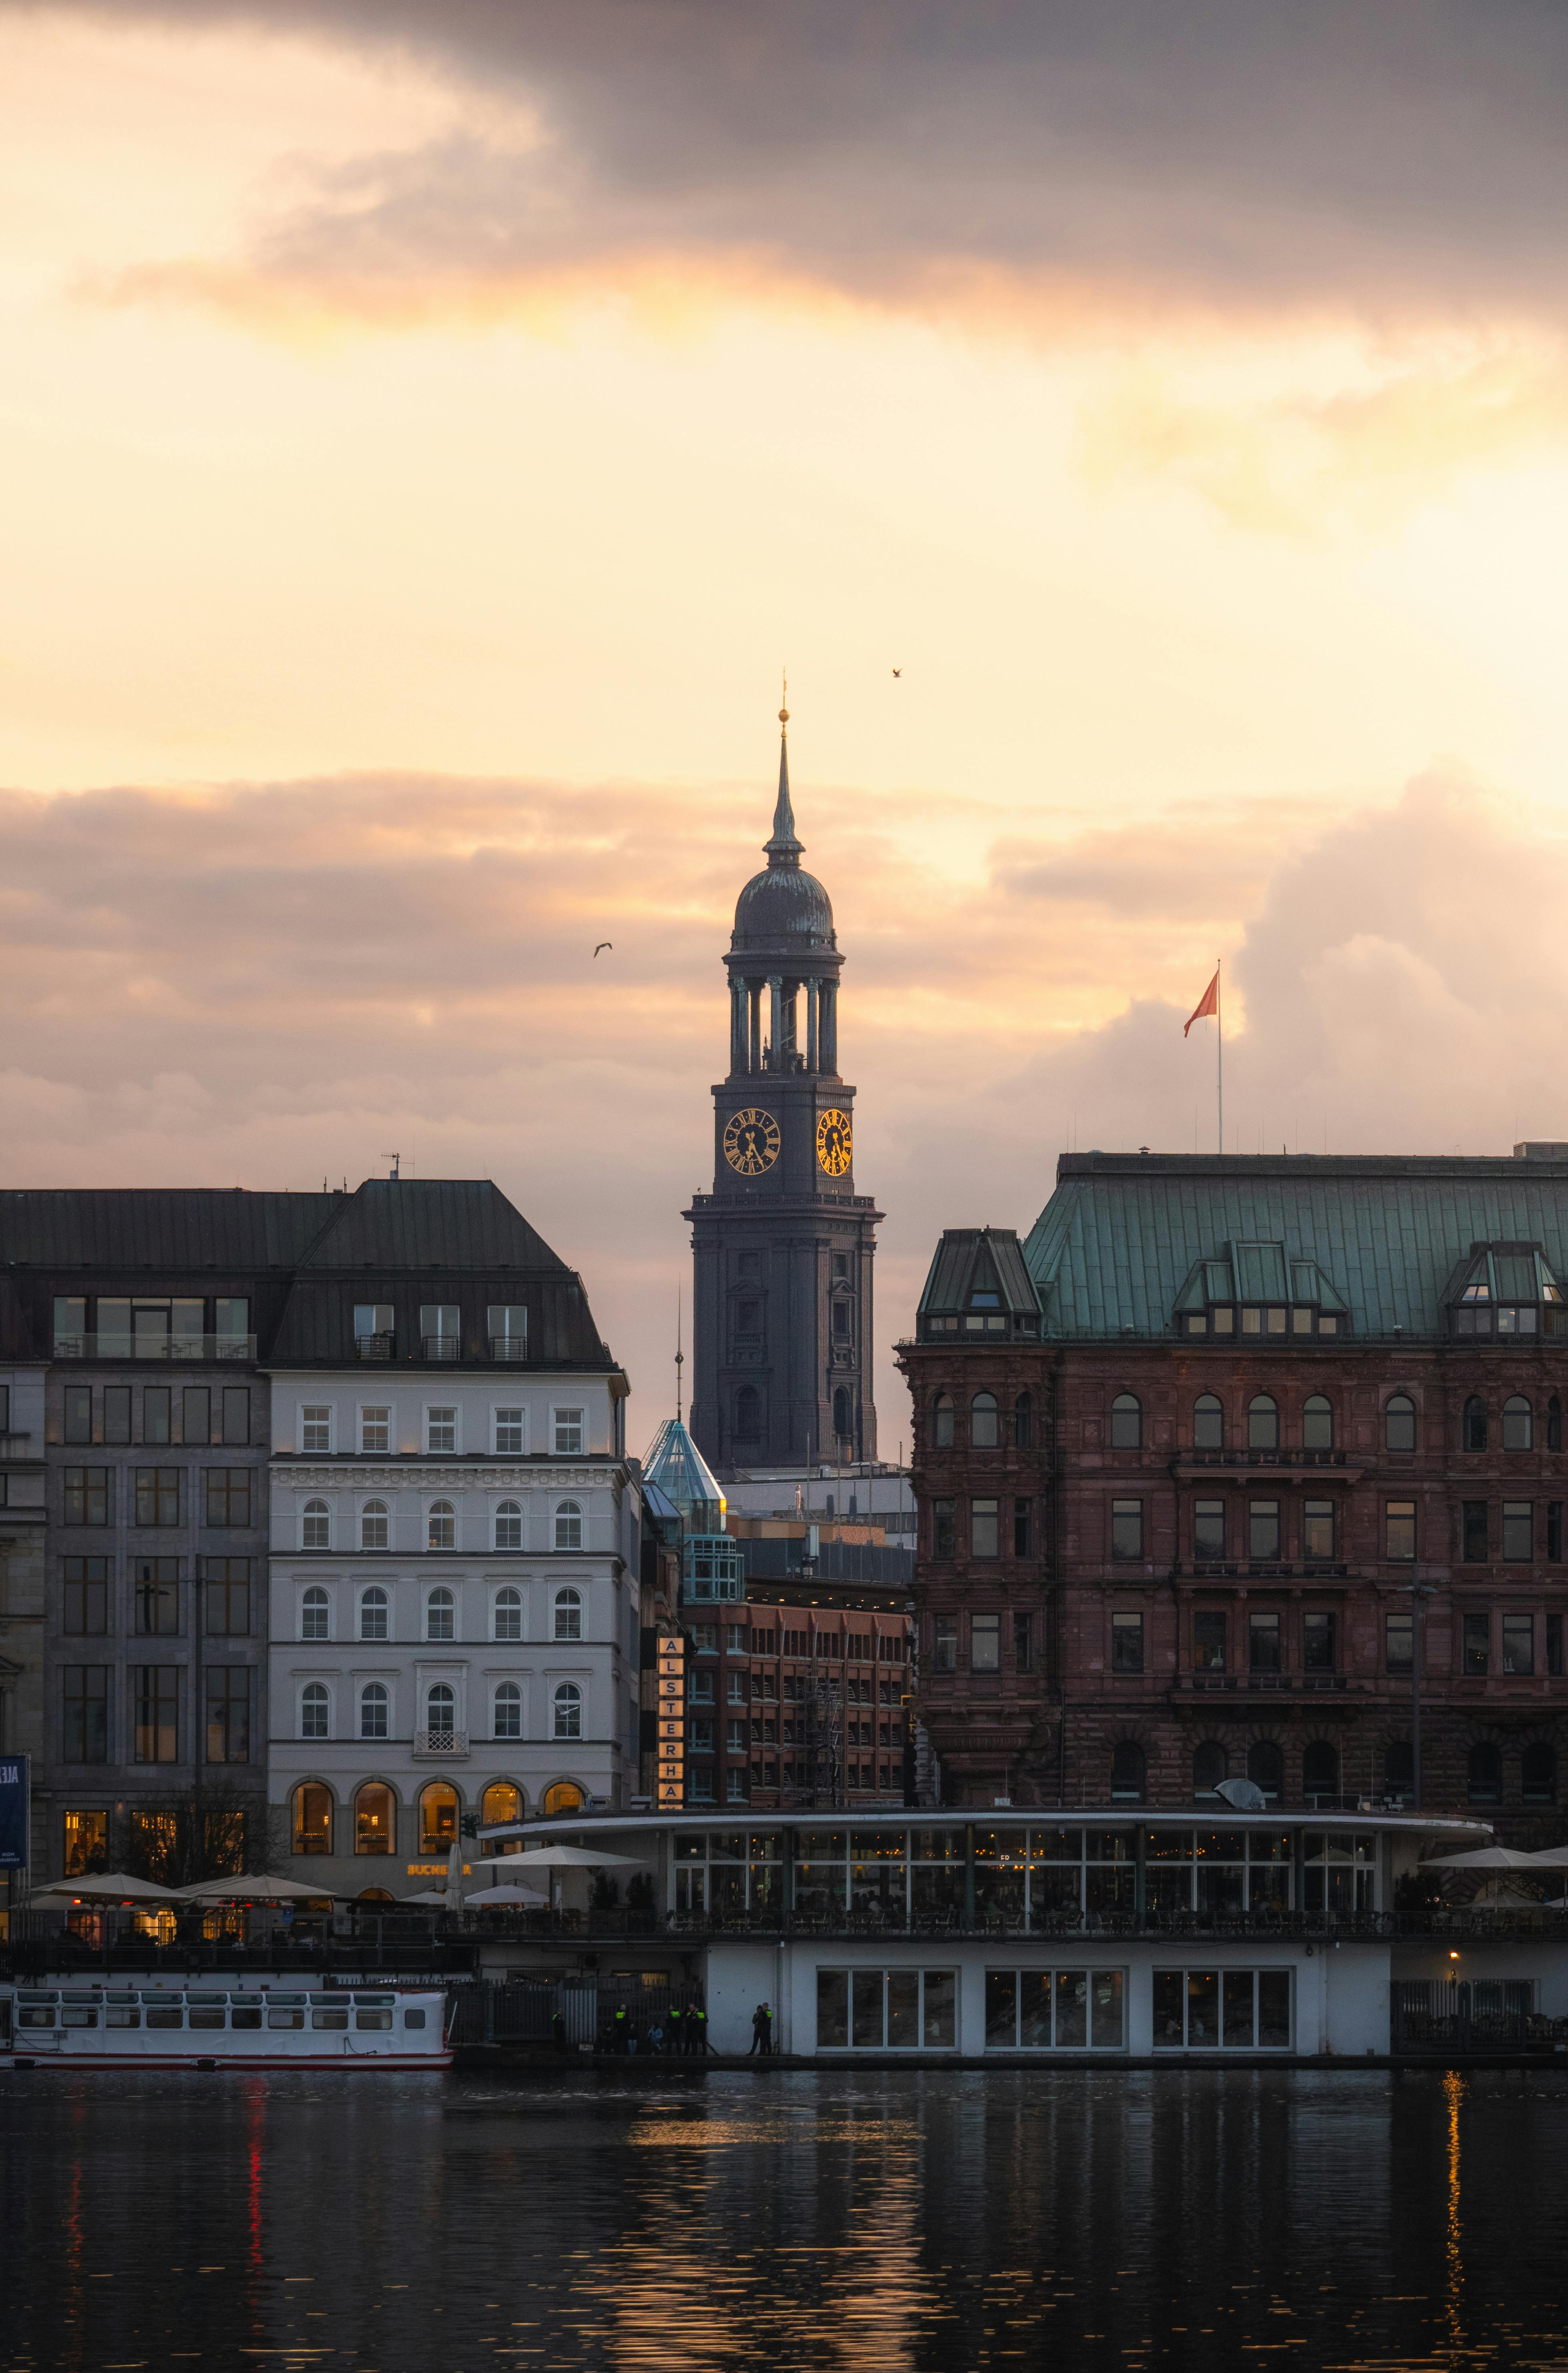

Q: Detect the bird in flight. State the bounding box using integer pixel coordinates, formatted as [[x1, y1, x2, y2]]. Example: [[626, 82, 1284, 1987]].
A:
[[593, 942, 613, 957], [891, 668, 901, 677]]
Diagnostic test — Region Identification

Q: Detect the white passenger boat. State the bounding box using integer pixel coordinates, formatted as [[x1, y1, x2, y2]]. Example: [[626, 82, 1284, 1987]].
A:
[[0, 1982, 452, 2068]]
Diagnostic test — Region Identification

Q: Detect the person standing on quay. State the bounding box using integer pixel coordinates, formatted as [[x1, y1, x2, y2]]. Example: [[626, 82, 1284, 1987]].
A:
[[749, 2003, 767, 2056]]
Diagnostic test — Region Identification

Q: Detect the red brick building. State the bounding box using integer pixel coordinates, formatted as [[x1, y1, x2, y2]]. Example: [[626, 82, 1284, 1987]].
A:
[[897, 1152, 1568, 1838]]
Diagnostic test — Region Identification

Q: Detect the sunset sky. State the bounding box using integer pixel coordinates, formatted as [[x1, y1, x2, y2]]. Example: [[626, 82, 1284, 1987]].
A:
[[6, 0, 1568, 1439]]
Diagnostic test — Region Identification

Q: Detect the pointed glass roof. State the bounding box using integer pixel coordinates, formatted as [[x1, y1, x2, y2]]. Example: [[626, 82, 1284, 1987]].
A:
[[642, 1417, 727, 1532]]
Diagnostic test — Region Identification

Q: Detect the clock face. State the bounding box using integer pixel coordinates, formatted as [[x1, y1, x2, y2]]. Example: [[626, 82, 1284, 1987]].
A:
[[723, 1107, 781, 1176], [816, 1108, 853, 1177]]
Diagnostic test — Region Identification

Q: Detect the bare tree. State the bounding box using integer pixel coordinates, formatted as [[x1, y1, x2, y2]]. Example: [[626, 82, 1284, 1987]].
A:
[[120, 1781, 285, 1890]]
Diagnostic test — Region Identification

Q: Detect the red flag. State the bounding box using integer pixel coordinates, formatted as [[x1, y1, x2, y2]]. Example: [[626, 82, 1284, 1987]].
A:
[[1184, 969, 1219, 1037]]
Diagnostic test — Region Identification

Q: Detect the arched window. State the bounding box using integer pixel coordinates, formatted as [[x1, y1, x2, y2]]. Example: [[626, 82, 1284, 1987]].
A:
[[425, 1682, 456, 1744], [553, 1682, 583, 1740], [483, 1780, 522, 1826], [833, 1387, 853, 1442], [554, 1499, 583, 1551], [1248, 1395, 1278, 1452], [1110, 1393, 1142, 1449], [1109, 1740, 1145, 1804], [354, 1782, 395, 1856], [300, 1585, 329, 1642], [1468, 1741, 1503, 1805], [1013, 1392, 1033, 1449], [359, 1681, 389, 1740], [1302, 1740, 1340, 1803], [417, 1780, 459, 1856], [494, 1500, 523, 1551], [1193, 1740, 1228, 1799], [543, 1780, 584, 1816], [493, 1585, 523, 1642], [1302, 1395, 1335, 1451], [970, 1391, 999, 1449], [302, 1498, 330, 1550], [1384, 1394, 1416, 1453], [356, 1887, 395, 1903], [493, 1681, 523, 1740], [1384, 1739, 1414, 1799], [734, 1385, 761, 1441], [426, 1585, 455, 1642], [1550, 1397, 1564, 1454], [1463, 1397, 1488, 1453], [1523, 1741, 1557, 1806], [932, 1393, 954, 1449], [358, 1585, 388, 1643], [1247, 1740, 1284, 1803], [427, 1499, 456, 1552], [360, 1498, 389, 1551], [300, 1681, 330, 1741], [1193, 1394, 1224, 1451], [292, 1782, 332, 1856], [554, 1586, 582, 1642], [1504, 1395, 1534, 1452]]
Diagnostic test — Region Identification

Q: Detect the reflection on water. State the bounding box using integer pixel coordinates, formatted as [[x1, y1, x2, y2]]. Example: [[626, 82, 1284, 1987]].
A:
[[2, 2067, 1566, 2369]]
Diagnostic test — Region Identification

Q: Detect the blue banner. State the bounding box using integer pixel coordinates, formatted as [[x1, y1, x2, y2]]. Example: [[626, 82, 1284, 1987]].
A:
[[0, 1756, 28, 1869]]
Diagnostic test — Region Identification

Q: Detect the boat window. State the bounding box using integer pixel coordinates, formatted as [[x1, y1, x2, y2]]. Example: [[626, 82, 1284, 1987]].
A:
[[403, 2008, 427, 2029], [17, 2001, 58, 2027], [144, 2000, 184, 2028], [354, 1992, 395, 2004], [230, 2003, 262, 2030], [355, 2007, 394, 2030], [106, 2000, 141, 2028], [267, 2004, 306, 2030], [312, 2003, 350, 2030]]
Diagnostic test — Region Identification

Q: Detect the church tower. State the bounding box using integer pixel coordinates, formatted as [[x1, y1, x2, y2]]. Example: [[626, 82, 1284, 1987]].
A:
[[685, 701, 881, 1474]]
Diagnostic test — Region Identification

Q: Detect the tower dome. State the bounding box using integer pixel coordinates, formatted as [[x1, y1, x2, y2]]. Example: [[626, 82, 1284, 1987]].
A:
[[730, 696, 836, 951]]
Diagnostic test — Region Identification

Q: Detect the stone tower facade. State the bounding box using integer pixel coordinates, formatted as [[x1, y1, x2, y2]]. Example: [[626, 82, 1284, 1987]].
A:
[[685, 709, 881, 1475]]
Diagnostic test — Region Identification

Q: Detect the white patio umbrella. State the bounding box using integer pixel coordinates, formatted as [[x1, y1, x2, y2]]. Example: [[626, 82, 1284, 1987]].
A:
[[1419, 1845, 1542, 1869], [28, 1871, 182, 1904], [505, 1845, 642, 1869], [175, 1872, 340, 1902], [463, 1884, 550, 1909], [401, 1889, 452, 1906], [1521, 1846, 1568, 1866]]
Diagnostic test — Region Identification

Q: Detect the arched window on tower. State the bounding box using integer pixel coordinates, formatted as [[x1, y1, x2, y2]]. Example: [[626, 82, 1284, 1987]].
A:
[[833, 1387, 853, 1443], [734, 1386, 760, 1443], [1110, 1394, 1142, 1449], [1193, 1740, 1228, 1799], [970, 1392, 999, 1448], [1248, 1395, 1279, 1452], [1193, 1394, 1224, 1450]]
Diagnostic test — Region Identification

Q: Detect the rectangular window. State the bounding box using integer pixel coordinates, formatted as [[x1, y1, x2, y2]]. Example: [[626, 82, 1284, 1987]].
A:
[[971, 1498, 1000, 1558], [1386, 1612, 1414, 1673], [134, 1558, 180, 1636], [204, 1667, 250, 1763], [1111, 1499, 1143, 1561], [134, 1665, 180, 1764], [1111, 1611, 1145, 1674], [96, 1297, 132, 1355], [204, 1557, 251, 1637], [301, 1405, 332, 1453], [205, 1469, 251, 1528], [1463, 1612, 1490, 1676], [1193, 1500, 1225, 1559], [360, 1406, 390, 1454], [221, 1386, 250, 1447], [1503, 1502, 1533, 1562], [1302, 1611, 1336, 1672], [134, 1467, 180, 1527], [1152, 1968, 1291, 2050], [1013, 1497, 1032, 1557], [494, 1407, 525, 1455], [182, 1385, 211, 1446], [63, 1808, 108, 1875], [62, 1557, 110, 1636], [62, 1666, 109, 1763], [1463, 1501, 1489, 1563], [933, 1616, 957, 1674], [142, 1386, 171, 1446], [933, 1498, 956, 1558], [102, 1385, 131, 1446], [1303, 1501, 1335, 1561], [817, 1968, 957, 2050], [1248, 1612, 1282, 1673], [554, 1407, 585, 1455], [1549, 1613, 1564, 1678], [215, 1297, 250, 1351], [971, 1612, 1001, 1672], [1502, 1614, 1534, 1676], [1551, 1504, 1564, 1564], [64, 1385, 93, 1445], [1014, 1613, 1033, 1672], [354, 1303, 395, 1352], [1193, 1611, 1226, 1672], [427, 1406, 457, 1454], [1249, 1501, 1280, 1561], [419, 1303, 461, 1356], [488, 1304, 528, 1360], [54, 1295, 86, 1353], [984, 1968, 1125, 2050], [1385, 1500, 1417, 1561], [64, 1467, 112, 1526]]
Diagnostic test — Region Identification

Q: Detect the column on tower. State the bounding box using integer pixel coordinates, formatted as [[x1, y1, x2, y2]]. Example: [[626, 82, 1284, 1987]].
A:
[[805, 978, 819, 1071], [769, 976, 784, 1073], [749, 981, 763, 1072], [781, 980, 798, 1069], [730, 979, 747, 1074], [821, 979, 838, 1074]]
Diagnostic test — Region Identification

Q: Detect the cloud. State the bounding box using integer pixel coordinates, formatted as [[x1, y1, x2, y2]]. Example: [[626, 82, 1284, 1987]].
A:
[[48, 0, 1568, 331]]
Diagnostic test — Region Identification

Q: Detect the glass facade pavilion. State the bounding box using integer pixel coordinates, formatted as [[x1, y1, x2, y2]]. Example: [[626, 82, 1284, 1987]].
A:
[[473, 1806, 1562, 2060]]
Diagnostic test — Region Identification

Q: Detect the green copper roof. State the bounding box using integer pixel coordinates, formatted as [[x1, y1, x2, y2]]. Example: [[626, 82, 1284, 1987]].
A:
[[1021, 1152, 1568, 1340]]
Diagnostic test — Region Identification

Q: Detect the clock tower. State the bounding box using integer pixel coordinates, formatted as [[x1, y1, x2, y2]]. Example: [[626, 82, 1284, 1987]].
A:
[[685, 703, 881, 1474]]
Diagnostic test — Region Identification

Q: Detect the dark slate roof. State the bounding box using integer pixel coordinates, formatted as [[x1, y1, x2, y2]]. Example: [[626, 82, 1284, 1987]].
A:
[[917, 1227, 1040, 1317], [0, 1189, 340, 1272], [293, 1179, 567, 1275], [1022, 1152, 1568, 1340]]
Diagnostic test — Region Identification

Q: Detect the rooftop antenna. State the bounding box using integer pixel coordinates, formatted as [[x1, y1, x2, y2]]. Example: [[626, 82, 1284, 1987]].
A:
[[675, 1285, 684, 1423], [380, 1150, 401, 1182]]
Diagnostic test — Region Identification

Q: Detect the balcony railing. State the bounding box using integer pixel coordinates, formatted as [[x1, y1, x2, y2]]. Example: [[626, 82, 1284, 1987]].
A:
[[489, 1335, 528, 1362], [1181, 1450, 1350, 1469], [0, 1432, 35, 1461], [1176, 1672, 1352, 1692], [54, 1334, 256, 1363], [413, 1727, 469, 1758], [354, 1333, 394, 1362], [421, 1335, 461, 1363], [1180, 1561, 1351, 1580]]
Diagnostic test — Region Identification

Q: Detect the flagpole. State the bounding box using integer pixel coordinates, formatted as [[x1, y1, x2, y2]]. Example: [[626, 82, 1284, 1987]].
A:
[[1216, 956, 1223, 1156]]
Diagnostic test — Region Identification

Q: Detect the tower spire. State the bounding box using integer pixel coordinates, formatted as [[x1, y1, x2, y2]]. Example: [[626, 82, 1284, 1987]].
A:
[[765, 669, 802, 870]]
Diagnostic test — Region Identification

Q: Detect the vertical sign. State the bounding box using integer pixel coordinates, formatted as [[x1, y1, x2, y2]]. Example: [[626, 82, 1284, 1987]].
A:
[[656, 1635, 686, 1809], [0, 1756, 28, 1869]]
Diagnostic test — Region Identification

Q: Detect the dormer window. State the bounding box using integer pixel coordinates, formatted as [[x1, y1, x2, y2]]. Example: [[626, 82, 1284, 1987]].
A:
[[1448, 1243, 1563, 1337]]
